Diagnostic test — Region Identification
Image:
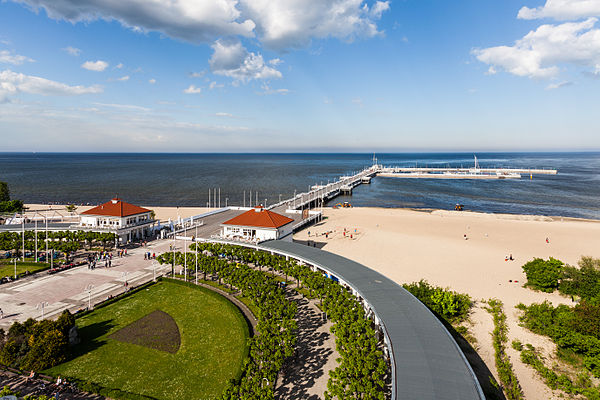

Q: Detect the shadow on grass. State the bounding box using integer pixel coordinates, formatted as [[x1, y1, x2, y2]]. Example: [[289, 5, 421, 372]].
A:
[[69, 319, 116, 360]]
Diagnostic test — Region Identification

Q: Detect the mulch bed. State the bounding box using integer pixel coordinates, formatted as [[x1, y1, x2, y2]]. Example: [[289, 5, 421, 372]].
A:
[[109, 310, 181, 354]]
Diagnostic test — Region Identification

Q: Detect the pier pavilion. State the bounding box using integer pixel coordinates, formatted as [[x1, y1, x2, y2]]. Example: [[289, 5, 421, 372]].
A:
[[221, 206, 295, 242], [79, 198, 156, 243]]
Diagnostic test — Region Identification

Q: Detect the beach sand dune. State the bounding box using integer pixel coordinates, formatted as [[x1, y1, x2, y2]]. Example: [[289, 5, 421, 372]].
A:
[[295, 207, 600, 400]]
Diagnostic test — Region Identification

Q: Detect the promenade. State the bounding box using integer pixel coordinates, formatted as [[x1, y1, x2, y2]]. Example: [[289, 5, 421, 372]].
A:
[[0, 240, 172, 329]]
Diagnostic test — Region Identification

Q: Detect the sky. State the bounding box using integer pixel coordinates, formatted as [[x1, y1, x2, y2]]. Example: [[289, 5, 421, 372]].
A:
[[0, 0, 599, 152]]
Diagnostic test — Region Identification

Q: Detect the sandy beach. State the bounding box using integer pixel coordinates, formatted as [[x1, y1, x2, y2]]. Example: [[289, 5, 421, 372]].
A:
[[294, 207, 600, 399]]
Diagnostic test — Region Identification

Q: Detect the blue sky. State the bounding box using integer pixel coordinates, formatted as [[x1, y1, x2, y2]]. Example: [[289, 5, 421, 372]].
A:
[[0, 0, 599, 152]]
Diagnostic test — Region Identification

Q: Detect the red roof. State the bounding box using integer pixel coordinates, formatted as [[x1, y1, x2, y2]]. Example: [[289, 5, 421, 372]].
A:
[[81, 198, 151, 217], [222, 207, 294, 229]]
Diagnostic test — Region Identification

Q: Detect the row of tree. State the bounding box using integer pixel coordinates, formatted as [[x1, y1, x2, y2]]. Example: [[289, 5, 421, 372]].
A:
[[0, 310, 76, 371], [158, 242, 389, 399], [0, 231, 119, 257]]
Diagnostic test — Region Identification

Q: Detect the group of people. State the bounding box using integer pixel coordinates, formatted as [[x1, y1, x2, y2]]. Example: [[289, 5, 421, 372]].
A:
[[143, 252, 156, 260], [87, 250, 117, 269]]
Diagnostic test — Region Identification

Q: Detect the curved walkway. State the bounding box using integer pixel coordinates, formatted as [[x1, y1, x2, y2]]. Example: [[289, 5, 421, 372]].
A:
[[259, 240, 485, 400]]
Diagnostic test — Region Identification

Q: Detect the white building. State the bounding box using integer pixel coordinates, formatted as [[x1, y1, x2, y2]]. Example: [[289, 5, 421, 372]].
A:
[[79, 198, 155, 243], [221, 207, 295, 242]]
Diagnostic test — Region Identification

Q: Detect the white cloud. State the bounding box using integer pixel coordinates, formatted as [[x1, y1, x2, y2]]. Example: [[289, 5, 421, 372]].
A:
[[189, 71, 206, 78], [0, 50, 34, 65], [240, 0, 390, 49], [546, 80, 574, 89], [259, 83, 288, 95], [14, 0, 255, 43], [12, 0, 389, 50], [81, 60, 109, 71], [473, 18, 600, 78], [209, 81, 224, 89], [0, 69, 102, 102], [117, 75, 130, 81], [149, 78, 156, 84], [62, 46, 81, 56], [93, 102, 150, 111], [183, 84, 202, 94], [269, 58, 282, 66], [215, 112, 233, 117], [518, 0, 600, 21], [115, 63, 123, 69], [209, 39, 281, 82]]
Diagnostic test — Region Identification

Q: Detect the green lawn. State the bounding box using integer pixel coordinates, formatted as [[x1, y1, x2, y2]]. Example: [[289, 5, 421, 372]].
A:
[[46, 279, 250, 400], [0, 261, 49, 278]]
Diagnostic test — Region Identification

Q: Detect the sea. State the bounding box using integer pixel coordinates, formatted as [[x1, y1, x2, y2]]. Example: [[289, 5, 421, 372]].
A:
[[0, 152, 599, 220]]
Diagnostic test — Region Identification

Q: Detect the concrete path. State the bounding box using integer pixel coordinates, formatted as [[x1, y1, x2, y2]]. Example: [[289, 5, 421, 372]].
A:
[[0, 239, 178, 329]]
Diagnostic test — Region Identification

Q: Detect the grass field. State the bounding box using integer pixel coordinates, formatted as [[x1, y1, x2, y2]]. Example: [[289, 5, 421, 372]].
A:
[[46, 279, 250, 400], [0, 261, 49, 278]]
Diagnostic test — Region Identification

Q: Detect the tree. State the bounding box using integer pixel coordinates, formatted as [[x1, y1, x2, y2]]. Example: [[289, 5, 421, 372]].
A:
[[0, 181, 9, 202], [65, 204, 78, 214], [560, 257, 600, 302], [522, 258, 563, 292]]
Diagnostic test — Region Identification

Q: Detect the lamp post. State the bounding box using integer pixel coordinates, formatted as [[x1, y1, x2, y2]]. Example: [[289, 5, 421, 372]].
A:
[[37, 301, 48, 320], [45, 216, 48, 265], [184, 226, 187, 282], [172, 237, 175, 277], [13, 258, 16, 280], [153, 261, 157, 282], [34, 219, 38, 263], [195, 225, 198, 285], [21, 213, 25, 261], [122, 272, 128, 291], [85, 284, 94, 310]]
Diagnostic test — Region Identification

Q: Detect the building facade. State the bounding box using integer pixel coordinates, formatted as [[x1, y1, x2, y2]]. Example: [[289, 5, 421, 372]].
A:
[[80, 198, 155, 243], [221, 207, 295, 242]]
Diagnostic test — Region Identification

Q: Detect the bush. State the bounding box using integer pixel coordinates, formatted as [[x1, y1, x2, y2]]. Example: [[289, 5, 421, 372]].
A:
[[0, 310, 75, 371], [486, 299, 523, 400], [518, 301, 600, 378], [403, 280, 472, 324], [560, 257, 600, 302], [522, 257, 563, 292]]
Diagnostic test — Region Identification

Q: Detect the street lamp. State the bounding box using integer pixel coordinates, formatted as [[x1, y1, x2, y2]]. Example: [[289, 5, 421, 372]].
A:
[[13, 258, 16, 280], [37, 301, 48, 320], [85, 284, 94, 310], [195, 225, 198, 285], [153, 261, 157, 282], [122, 271, 129, 291]]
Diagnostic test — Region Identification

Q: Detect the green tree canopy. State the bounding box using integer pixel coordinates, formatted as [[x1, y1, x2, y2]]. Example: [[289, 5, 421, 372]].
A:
[[522, 257, 563, 292], [0, 181, 9, 202]]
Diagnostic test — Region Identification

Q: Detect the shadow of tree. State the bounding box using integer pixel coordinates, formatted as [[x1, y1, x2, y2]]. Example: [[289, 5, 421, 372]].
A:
[[275, 296, 333, 400], [68, 320, 116, 360]]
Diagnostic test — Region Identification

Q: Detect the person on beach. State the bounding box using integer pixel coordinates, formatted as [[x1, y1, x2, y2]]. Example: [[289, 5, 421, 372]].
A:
[[0, 308, 3, 319], [546, 237, 550, 243]]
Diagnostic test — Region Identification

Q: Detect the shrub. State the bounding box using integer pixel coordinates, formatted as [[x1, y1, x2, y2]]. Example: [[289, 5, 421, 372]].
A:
[[522, 257, 563, 292], [560, 257, 600, 302], [403, 280, 472, 324], [486, 299, 523, 400], [0, 310, 74, 371]]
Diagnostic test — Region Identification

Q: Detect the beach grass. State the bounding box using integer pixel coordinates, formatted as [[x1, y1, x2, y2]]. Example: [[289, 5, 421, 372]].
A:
[[45, 279, 250, 400]]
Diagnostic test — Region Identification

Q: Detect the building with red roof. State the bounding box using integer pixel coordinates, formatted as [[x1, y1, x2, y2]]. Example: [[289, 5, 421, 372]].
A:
[[80, 198, 155, 243], [221, 207, 295, 242]]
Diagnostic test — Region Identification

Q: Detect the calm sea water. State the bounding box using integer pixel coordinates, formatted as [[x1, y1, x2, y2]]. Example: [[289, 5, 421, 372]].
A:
[[0, 152, 599, 219]]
